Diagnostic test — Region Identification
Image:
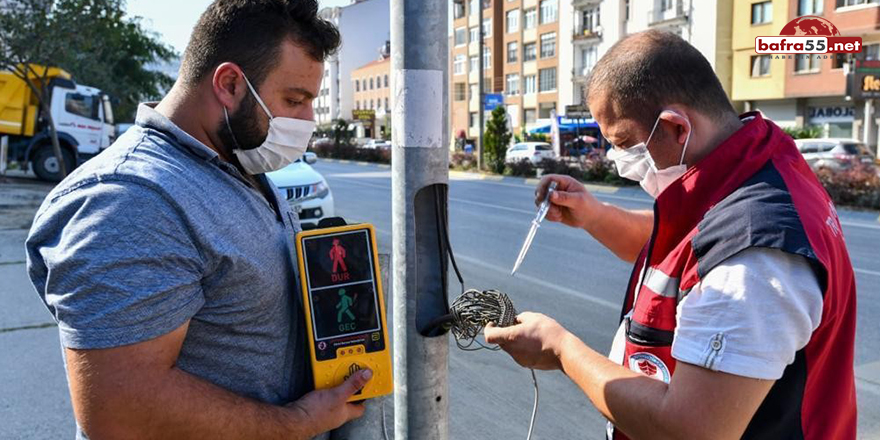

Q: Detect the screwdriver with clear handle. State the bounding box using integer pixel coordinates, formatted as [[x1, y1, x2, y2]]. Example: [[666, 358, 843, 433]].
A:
[[511, 181, 557, 276]]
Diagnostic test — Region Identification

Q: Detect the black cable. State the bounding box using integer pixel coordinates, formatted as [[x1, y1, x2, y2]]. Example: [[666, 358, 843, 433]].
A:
[[431, 184, 539, 440], [435, 184, 464, 294]]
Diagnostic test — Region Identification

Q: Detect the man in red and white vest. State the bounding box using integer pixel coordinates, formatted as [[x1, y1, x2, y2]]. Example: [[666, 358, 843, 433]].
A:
[[485, 30, 857, 439]]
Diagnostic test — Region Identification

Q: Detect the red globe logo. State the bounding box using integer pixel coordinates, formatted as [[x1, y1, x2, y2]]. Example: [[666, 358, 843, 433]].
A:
[[779, 16, 841, 36]]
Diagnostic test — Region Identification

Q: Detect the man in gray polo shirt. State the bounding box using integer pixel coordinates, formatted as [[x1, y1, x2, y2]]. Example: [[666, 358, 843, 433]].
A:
[[26, 1, 371, 438]]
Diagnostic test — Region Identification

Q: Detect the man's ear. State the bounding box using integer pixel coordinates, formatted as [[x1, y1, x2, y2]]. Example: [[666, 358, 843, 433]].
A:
[[212, 62, 245, 111], [658, 110, 691, 145]]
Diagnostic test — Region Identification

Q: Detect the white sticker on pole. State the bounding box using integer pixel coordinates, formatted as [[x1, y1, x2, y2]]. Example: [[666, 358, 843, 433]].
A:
[[393, 69, 443, 148]]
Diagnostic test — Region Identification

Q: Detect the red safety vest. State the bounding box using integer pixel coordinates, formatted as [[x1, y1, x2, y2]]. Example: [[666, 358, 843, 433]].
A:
[[611, 113, 857, 440]]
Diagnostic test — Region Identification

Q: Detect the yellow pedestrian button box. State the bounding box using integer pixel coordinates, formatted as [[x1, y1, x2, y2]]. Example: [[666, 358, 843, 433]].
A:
[[295, 223, 392, 401]]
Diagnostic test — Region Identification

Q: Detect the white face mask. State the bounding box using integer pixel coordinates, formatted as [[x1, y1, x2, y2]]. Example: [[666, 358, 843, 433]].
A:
[[225, 74, 316, 175], [606, 111, 691, 198]]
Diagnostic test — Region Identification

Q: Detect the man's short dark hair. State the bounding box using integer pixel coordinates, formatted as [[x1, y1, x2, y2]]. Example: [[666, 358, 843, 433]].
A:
[[587, 30, 736, 129], [180, 0, 341, 88]]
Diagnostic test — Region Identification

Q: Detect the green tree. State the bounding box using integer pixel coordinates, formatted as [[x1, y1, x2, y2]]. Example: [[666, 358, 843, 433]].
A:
[[332, 118, 354, 147], [483, 106, 512, 174], [57, 0, 176, 121]]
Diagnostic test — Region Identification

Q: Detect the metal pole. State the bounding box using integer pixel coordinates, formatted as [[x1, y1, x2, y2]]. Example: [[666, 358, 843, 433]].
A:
[[863, 99, 873, 150], [478, 0, 485, 170], [0, 136, 8, 176], [391, 0, 449, 438]]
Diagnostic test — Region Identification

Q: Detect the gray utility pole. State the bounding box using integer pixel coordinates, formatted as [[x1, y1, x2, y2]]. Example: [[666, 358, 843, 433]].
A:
[[478, 0, 485, 170], [390, 0, 449, 439]]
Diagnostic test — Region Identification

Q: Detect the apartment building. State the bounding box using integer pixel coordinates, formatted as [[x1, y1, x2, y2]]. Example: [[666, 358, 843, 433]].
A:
[[314, 0, 390, 126], [731, 0, 880, 146], [351, 55, 391, 138], [450, 0, 574, 144], [783, 0, 880, 140]]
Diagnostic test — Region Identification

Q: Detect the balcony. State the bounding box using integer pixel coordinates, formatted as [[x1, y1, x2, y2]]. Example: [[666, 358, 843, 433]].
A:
[[573, 27, 601, 43], [648, 1, 687, 27], [572, 0, 600, 8], [573, 65, 593, 82]]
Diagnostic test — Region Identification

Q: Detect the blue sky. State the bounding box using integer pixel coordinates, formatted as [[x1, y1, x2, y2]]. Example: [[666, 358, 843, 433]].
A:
[[126, 0, 351, 55]]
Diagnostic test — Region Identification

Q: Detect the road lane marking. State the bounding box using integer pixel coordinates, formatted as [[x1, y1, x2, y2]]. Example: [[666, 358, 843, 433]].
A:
[[855, 268, 880, 277], [455, 255, 620, 311], [364, 224, 619, 311], [449, 197, 534, 215]]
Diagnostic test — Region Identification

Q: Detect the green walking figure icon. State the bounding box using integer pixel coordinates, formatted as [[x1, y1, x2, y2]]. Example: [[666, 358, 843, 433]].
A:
[[337, 289, 355, 323]]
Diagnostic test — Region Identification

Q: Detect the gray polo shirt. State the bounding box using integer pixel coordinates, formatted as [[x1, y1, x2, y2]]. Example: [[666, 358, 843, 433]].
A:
[[26, 104, 311, 436]]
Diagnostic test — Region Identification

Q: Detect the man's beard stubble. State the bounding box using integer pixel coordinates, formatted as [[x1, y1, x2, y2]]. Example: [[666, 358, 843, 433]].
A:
[[217, 91, 268, 157]]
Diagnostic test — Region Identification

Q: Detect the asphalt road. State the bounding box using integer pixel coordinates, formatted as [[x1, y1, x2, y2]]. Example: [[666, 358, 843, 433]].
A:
[[1, 162, 879, 439], [311, 159, 880, 440]]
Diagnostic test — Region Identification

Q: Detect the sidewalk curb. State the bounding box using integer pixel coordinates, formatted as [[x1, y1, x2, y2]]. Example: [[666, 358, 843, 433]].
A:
[[319, 158, 630, 194], [321, 158, 390, 169]]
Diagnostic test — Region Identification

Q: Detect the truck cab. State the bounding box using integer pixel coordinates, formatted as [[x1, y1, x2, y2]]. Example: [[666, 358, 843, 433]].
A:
[[1, 66, 116, 181]]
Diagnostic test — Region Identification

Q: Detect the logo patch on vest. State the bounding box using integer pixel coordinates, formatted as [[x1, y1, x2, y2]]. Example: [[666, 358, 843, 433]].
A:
[[628, 352, 671, 383]]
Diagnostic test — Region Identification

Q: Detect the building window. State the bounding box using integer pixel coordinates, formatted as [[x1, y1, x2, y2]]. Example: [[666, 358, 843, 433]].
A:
[[483, 49, 492, 70], [470, 55, 479, 72], [524, 108, 537, 124], [661, 0, 674, 11], [455, 27, 467, 46], [524, 8, 537, 29], [540, 32, 556, 58], [751, 1, 772, 25], [506, 10, 520, 33], [362, 79, 367, 90], [836, 0, 879, 7], [540, 0, 557, 24], [470, 112, 478, 128], [524, 75, 537, 94], [384, 75, 389, 88], [625, 0, 630, 20], [506, 74, 520, 95], [454, 54, 466, 74], [751, 55, 771, 77], [580, 45, 598, 75], [370, 99, 374, 109], [469, 26, 479, 43], [385, 98, 389, 111], [523, 42, 537, 61], [482, 19, 492, 37], [581, 6, 600, 33], [454, 1, 465, 19], [865, 43, 880, 60], [469, 0, 478, 16], [370, 78, 374, 89], [795, 55, 821, 73], [469, 83, 478, 102], [455, 82, 467, 101], [507, 42, 518, 63], [538, 102, 556, 119], [355, 80, 360, 92], [832, 54, 850, 69], [356, 101, 360, 110], [539, 68, 556, 92], [799, 0, 824, 14]]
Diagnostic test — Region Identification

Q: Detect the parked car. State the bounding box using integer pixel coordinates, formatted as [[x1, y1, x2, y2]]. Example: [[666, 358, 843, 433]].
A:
[[505, 142, 556, 165], [363, 139, 391, 150], [266, 152, 335, 226], [794, 138, 876, 172]]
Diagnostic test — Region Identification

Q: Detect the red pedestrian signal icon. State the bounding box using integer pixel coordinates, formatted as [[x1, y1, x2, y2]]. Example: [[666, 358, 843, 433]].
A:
[[330, 239, 350, 282]]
